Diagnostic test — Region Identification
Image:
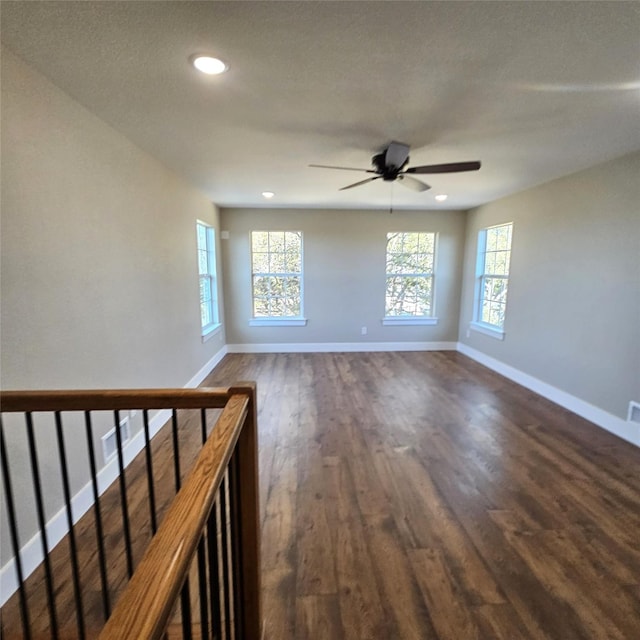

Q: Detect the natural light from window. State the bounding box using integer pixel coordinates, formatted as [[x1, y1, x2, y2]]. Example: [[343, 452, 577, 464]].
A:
[[384, 232, 436, 323], [472, 222, 513, 338], [197, 221, 219, 338], [251, 231, 303, 322]]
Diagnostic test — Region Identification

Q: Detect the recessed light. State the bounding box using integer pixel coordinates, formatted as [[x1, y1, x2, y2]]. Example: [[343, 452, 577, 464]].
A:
[[190, 55, 228, 75], [435, 194, 448, 202], [262, 191, 275, 199]]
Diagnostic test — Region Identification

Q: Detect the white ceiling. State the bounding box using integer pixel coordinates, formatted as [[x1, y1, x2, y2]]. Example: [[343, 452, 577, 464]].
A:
[[2, 1, 639, 211]]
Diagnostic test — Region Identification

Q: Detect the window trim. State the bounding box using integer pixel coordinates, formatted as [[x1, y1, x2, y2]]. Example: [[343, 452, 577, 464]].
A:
[[383, 231, 437, 324], [248, 317, 307, 327], [196, 221, 221, 339], [382, 316, 438, 326], [469, 320, 505, 340], [471, 222, 513, 340], [201, 323, 222, 342], [250, 230, 305, 325]]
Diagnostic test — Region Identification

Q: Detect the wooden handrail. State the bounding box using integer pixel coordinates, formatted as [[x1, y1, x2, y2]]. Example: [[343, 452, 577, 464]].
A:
[[98, 390, 252, 640], [0, 387, 236, 412]]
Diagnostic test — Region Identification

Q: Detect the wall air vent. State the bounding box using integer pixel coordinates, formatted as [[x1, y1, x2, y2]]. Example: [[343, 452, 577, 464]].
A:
[[102, 416, 131, 463]]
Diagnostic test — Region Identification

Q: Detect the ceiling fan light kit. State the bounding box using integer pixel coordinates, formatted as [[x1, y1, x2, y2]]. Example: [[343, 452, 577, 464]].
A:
[[310, 141, 481, 194]]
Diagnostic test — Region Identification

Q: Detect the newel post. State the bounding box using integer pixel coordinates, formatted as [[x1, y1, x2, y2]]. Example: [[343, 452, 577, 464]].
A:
[[230, 382, 262, 639]]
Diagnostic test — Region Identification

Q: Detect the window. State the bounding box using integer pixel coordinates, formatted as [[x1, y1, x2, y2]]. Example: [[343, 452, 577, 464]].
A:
[[472, 222, 513, 339], [383, 232, 437, 325], [196, 221, 219, 338], [250, 231, 305, 326]]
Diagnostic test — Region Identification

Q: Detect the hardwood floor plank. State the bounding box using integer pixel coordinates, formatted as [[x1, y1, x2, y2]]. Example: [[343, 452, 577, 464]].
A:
[[363, 514, 438, 640], [386, 445, 506, 606], [492, 511, 630, 640], [261, 443, 298, 640], [539, 528, 640, 639], [473, 602, 532, 640], [345, 439, 392, 519], [408, 548, 482, 640], [295, 594, 343, 640], [566, 524, 640, 586], [295, 443, 337, 596], [323, 456, 395, 640], [427, 453, 592, 639]]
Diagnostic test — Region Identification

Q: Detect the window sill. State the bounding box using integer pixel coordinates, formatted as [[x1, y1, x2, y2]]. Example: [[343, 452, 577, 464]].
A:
[[201, 323, 222, 343], [382, 317, 438, 326], [249, 317, 308, 327], [469, 321, 505, 340]]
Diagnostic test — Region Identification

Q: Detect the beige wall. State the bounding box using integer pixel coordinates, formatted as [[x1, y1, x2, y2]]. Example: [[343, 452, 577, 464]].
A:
[[1, 49, 225, 559], [220, 208, 466, 346], [458, 151, 640, 420]]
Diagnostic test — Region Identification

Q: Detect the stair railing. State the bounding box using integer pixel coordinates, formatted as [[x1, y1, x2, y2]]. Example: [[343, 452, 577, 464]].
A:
[[1, 384, 261, 640]]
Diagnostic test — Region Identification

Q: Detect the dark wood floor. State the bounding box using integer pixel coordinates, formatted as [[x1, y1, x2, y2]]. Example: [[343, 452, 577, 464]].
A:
[[204, 351, 640, 640], [3, 351, 640, 639]]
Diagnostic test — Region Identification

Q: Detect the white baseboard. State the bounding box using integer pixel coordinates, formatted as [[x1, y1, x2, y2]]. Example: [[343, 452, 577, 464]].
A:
[[185, 345, 228, 387], [0, 344, 228, 606], [227, 341, 458, 353], [457, 343, 640, 448]]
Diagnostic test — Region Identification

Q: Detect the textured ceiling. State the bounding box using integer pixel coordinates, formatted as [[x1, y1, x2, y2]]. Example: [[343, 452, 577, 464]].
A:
[[2, 1, 639, 210]]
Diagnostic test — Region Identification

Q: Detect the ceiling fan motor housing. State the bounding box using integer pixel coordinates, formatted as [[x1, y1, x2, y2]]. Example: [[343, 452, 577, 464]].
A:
[[372, 151, 409, 180]]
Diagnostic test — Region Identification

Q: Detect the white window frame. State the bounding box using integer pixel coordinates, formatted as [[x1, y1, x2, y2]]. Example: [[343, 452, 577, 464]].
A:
[[249, 231, 307, 327], [196, 221, 221, 341], [382, 231, 438, 326], [470, 222, 513, 340]]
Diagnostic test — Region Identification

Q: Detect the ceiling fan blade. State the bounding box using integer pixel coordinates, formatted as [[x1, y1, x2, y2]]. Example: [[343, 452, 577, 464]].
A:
[[406, 161, 481, 174], [339, 176, 381, 191], [396, 175, 431, 192], [309, 163, 375, 173], [385, 141, 410, 169]]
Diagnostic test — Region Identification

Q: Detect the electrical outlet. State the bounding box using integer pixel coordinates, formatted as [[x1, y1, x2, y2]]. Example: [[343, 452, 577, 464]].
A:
[[361, 326, 367, 336]]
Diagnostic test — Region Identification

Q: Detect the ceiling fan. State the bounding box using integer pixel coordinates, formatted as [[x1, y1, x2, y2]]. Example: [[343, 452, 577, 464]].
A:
[[310, 141, 481, 192]]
